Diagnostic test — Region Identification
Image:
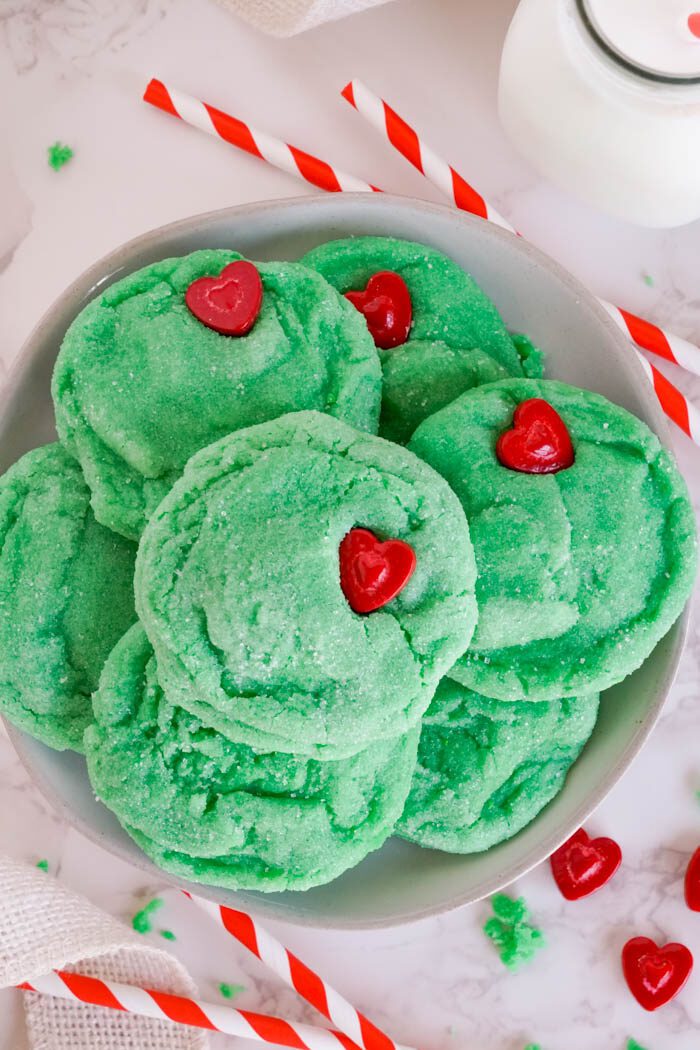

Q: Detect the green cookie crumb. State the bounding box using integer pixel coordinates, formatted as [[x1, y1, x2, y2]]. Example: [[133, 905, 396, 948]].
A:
[[219, 983, 245, 1000], [642, 274, 654, 288], [36, 859, 49, 873], [132, 897, 164, 934], [483, 894, 545, 970], [159, 929, 176, 941], [524, 1045, 541, 1050], [47, 142, 74, 171], [627, 1041, 648, 1050], [491, 893, 529, 924]]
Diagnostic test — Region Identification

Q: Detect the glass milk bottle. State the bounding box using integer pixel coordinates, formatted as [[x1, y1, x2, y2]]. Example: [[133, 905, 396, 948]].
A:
[[498, 0, 700, 227]]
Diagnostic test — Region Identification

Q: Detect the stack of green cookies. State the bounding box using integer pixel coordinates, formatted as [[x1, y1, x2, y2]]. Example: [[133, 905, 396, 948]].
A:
[[0, 237, 694, 892]]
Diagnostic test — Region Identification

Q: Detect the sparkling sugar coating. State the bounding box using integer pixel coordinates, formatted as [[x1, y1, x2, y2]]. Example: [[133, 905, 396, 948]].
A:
[[303, 236, 542, 444], [135, 411, 477, 759], [397, 679, 599, 852], [0, 444, 136, 750], [410, 378, 697, 701], [52, 249, 382, 539], [85, 625, 420, 892]]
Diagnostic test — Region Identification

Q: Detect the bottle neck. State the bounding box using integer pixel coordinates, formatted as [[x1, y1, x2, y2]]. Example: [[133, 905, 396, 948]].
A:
[[575, 0, 700, 86]]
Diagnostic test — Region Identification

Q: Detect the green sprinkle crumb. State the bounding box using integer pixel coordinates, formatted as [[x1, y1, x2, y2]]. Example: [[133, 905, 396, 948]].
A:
[[483, 894, 545, 970], [47, 142, 74, 172], [219, 982, 245, 1000], [132, 897, 164, 934], [159, 929, 176, 941], [491, 892, 528, 924], [524, 1044, 541, 1050], [627, 1041, 648, 1050], [36, 859, 49, 873], [642, 274, 654, 288]]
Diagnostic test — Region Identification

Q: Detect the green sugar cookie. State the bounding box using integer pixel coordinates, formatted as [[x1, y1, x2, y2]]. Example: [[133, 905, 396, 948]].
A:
[[86, 625, 419, 892], [0, 444, 136, 750], [302, 236, 542, 443], [397, 678, 599, 852], [136, 410, 477, 758], [53, 250, 382, 539], [409, 378, 696, 700]]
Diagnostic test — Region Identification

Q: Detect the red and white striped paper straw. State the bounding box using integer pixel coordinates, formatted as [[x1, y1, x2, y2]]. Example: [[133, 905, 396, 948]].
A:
[[598, 300, 700, 378], [341, 78, 700, 440], [340, 79, 512, 232], [144, 78, 381, 195], [19, 969, 374, 1050], [187, 894, 411, 1050], [632, 348, 700, 441]]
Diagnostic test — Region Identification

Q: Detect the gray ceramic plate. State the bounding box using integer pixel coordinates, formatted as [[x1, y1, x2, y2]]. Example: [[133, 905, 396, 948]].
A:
[[2, 194, 688, 929]]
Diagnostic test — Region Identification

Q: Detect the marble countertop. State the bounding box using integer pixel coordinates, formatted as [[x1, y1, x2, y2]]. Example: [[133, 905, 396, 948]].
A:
[[1, 1, 700, 1047]]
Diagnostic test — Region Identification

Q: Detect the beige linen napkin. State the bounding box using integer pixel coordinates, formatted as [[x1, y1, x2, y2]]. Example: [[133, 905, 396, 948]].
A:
[[0, 855, 207, 1050], [217, 0, 395, 36]]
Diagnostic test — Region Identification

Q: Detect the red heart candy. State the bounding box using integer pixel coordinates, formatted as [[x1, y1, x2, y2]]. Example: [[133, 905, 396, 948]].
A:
[[622, 936, 693, 1012], [185, 260, 263, 336], [685, 846, 700, 911], [345, 271, 412, 349], [339, 528, 416, 614], [496, 398, 574, 474], [550, 828, 622, 900], [689, 13, 700, 38]]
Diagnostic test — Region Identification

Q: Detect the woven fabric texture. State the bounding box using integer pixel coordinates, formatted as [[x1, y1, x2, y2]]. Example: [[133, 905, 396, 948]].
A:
[[0, 855, 207, 1050], [217, 0, 393, 35]]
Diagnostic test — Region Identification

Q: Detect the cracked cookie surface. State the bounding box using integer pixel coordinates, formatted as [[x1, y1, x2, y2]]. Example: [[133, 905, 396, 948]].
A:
[[303, 236, 542, 443], [86, 624, 419, 891], [0, 443, 136, 750], [410, 378, 697, 700], [397, 677, 599, 852], [53, 250, 382, 539], [135, 410, 477, 757]]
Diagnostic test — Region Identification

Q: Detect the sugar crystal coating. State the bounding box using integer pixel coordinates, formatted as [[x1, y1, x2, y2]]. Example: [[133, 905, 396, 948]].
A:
[[85, 625, 419, 892], [53, 250, 382, 538], [398, 678, 599, 852], [0, 444, 136, 750], [303, 236, 542, 443], [135, 411, 477, 758], [409, 378, 697, 700]]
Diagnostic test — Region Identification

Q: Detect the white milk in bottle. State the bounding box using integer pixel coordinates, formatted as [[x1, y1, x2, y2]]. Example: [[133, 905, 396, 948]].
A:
[[498, 0, 700, 227]]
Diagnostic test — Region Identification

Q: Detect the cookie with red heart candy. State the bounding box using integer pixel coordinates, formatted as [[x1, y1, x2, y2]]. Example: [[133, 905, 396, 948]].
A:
[[409, 378, 696, 702], [303, 236, 543, 444], [135, 410, 477, 759], [53, 249, 382, 540]]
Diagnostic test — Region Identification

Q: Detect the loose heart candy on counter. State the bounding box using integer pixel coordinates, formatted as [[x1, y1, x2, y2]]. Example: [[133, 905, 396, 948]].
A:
[[496, 398, 574, 474], [345, 271, 412, 349], [185, 260, 263, 336], [684, 845, 700, 911], [621, 936, 693, 1011], [339, 527, 416, 614], [550, 827, 622, 901]]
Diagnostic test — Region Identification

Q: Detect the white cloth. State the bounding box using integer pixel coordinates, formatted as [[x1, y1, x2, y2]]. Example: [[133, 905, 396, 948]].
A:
[[216, 0, 395, 36], [0, 855, 207, 1050]]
